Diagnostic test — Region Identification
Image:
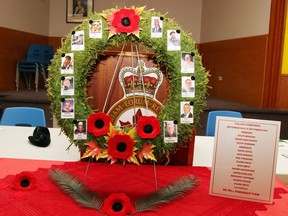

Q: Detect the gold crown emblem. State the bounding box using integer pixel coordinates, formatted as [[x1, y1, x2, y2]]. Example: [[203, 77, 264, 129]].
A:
[[119, 60, 163, 98]]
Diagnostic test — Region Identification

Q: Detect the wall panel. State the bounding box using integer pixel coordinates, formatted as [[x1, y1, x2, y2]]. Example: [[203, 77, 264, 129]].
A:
[[199, 35, 268, 107], [277, 75, 288, 109], [0, 27, 49, 91]]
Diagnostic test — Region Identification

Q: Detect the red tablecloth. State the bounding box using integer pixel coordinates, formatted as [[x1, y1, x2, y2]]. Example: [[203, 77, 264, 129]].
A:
[[0, 161, 287, 216]]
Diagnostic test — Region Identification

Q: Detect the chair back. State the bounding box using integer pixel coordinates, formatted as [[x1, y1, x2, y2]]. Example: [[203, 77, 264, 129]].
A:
[[26, 44, 46, 63], [16, 44, 54, 91], [206, 110, 242, 136], [43, 45, 54, 64], [0, 107, 46, 127]]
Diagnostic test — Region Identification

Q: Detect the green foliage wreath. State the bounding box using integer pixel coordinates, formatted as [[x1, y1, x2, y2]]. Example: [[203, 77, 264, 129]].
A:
[[47, 6, 209, 163]]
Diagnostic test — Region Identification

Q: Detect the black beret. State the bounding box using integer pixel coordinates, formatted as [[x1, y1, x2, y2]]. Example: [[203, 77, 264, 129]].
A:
[[28, 126, 51, 147]]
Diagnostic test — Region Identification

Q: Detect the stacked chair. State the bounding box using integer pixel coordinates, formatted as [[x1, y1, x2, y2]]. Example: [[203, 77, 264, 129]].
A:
[[16, 44, 54, 92], [41, 45, 54, 73]]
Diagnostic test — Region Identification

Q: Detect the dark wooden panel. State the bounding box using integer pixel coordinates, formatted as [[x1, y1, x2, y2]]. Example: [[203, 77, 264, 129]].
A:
[[0, 27, 51, 91], [277, 75, 288, 109], [48, 37, 62, 51], [199, 35, 267, 108], [263, 0, 287, 108], [86, 51, 169, 112]]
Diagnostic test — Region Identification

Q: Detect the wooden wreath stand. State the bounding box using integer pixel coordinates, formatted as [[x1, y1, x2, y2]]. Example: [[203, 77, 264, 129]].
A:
[[86, 47, 195, 166]]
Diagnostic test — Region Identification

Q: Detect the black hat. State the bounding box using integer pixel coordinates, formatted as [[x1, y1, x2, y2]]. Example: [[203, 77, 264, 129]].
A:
[[28, 126, 51, 147]]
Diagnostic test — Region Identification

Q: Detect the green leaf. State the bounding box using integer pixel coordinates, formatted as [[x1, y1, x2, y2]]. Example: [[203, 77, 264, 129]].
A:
[[49, 169, 104, 210], [134, 175, 198, 213]]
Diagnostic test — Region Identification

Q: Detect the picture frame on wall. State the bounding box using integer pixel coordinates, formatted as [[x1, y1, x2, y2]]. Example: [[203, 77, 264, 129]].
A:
[[66, 0, 94, 23]]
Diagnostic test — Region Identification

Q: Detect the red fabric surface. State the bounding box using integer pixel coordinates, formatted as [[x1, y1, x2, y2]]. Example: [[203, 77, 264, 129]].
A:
[[0, 158, 64, 179], [0, 162, 287, 216]]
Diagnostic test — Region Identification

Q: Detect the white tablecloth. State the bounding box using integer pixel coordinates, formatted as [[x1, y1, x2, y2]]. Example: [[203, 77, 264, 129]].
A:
[[0, 126, 80, 161]]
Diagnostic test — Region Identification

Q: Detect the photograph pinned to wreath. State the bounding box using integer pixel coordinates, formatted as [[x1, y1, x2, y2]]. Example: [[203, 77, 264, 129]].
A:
[[47, 5, 209, 215]]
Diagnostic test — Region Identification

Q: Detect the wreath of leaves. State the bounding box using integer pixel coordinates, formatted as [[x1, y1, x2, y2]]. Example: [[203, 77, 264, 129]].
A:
[[47, 7, 209, 162]]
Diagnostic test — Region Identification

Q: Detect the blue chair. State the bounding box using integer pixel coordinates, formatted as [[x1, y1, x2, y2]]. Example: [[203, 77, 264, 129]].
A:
[[0, 107, 46, 127], [40, 45, 54, 73], [16, 44, 54, 92], [206, 110, 243, 136]]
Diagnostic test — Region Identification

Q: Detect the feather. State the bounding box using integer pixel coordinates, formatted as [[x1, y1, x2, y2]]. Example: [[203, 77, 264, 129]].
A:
[[49, 169, 104, 210], [134, 175, 198, 213]]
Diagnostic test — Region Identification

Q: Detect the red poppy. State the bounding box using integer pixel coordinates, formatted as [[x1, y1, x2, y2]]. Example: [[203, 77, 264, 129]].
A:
[[136, 116, 161, 139], [111, 8, 140, 33], [102, 193, 133, 216], [107, 134, 135, 160], [87, 112, 111, 137], [11, 171, 37, 191]]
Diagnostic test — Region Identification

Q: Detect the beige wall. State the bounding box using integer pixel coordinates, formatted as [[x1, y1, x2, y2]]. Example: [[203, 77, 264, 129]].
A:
[[201, 0, 271, 43], [48, 0, 203, 42], [0, 0, 49, 36], [0, 0, 272, 43], [49, 0, 77, 38]]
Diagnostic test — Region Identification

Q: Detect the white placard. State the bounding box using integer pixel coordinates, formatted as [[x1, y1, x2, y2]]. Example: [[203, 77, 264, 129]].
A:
[[209, 117, 281, 204]]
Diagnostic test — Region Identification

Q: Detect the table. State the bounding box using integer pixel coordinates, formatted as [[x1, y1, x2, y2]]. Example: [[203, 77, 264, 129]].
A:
[[0, 161, 287, 216], [0, 126, 80, 161], [0, 128, 287, 215], [193, 136, 288, 184], [1, 126, 287, 184]]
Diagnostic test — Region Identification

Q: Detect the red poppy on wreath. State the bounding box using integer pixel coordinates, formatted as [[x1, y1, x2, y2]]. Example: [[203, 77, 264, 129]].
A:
[[102, 193, 133, 216], [136, 116, 161, 139], [112, 8, 140, 33], [107, 133, 135, 160], [11, 171, 37, 191], [87, 112, 111, 137], [102, 6, 144, 38]]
